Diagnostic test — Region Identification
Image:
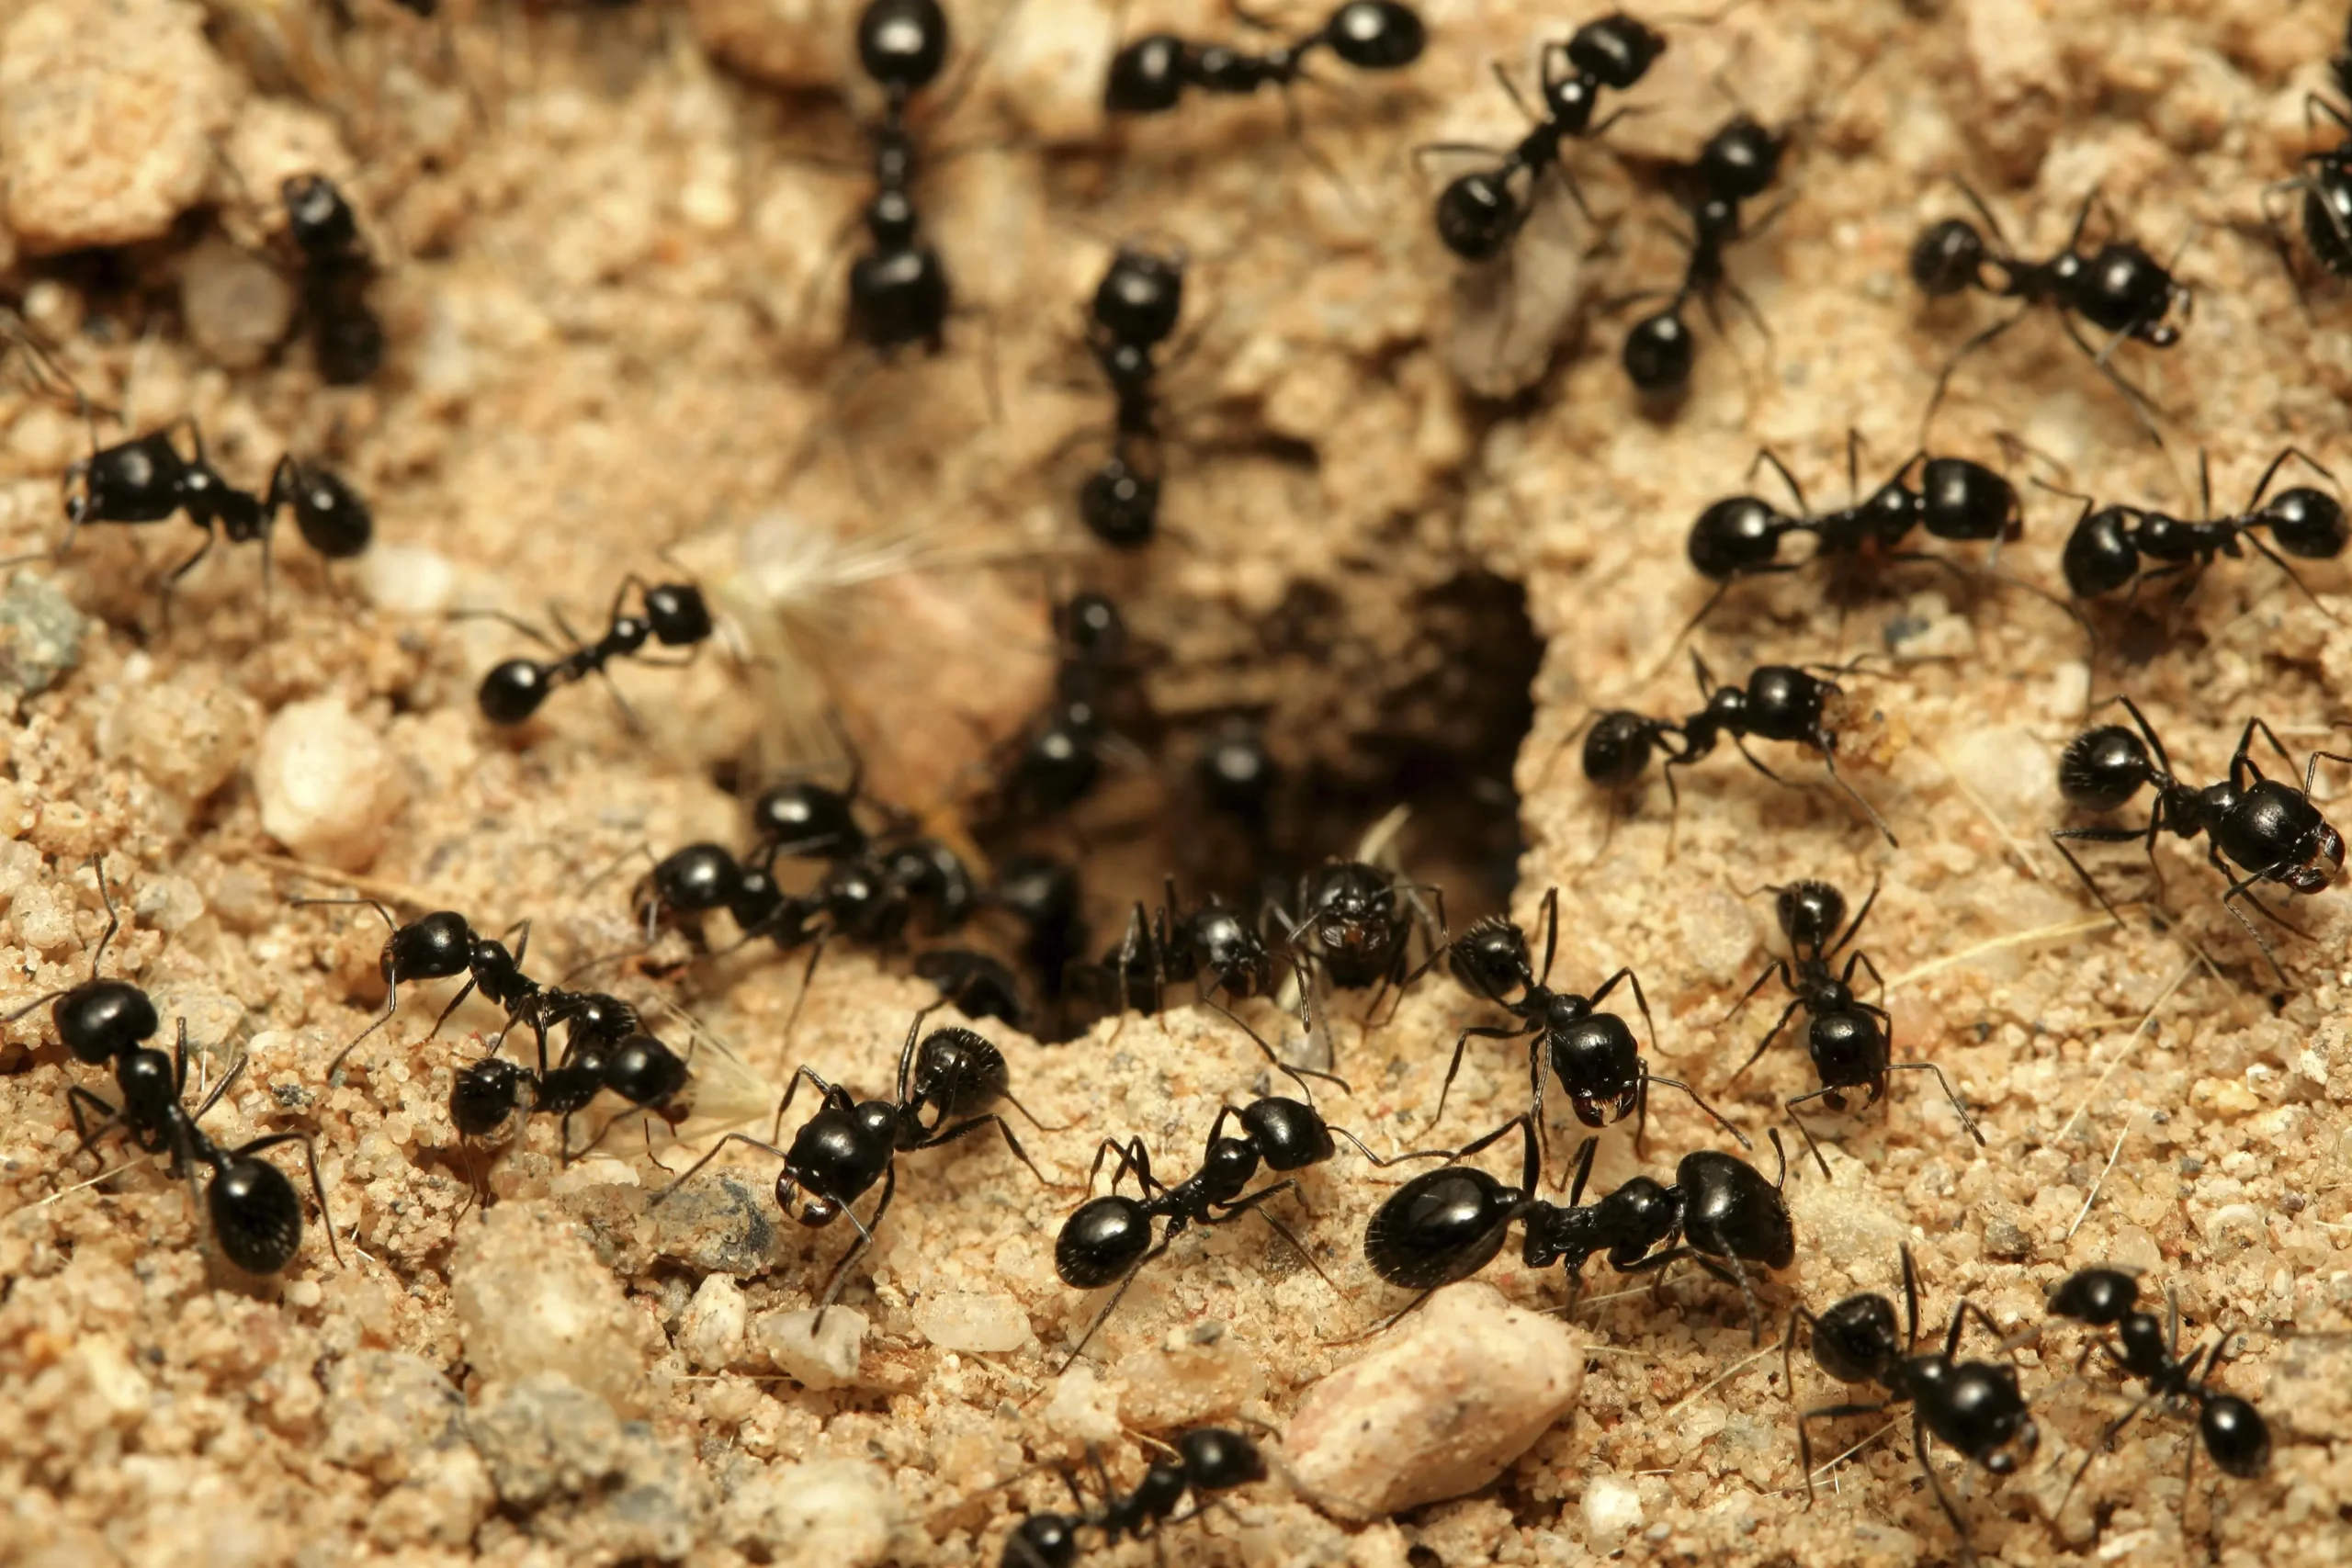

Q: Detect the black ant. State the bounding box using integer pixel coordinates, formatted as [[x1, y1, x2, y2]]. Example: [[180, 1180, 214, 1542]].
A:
[[1422, 887, 1747, 1154], [1105, 2, 1427, 122], [1583, 653, 1897, 848], [1001, 592, 1139, 821], [843, 0, 962, 355], [1416, 13, 1668, 261], [1910, 183, 2191, 443], [2263, 20, 2352, 286], [4, 859, 161, 1069], [1056, 1094, 1444, 1370], [2051, 698, 2347, 986], [1721, 879, 1984, 1172], [1278, 857, 1448, 1035], [447, 1005, 689, 1175], [1362, 1116, 1793, 1342], [632, 841, 789, 948], [282, 174, 384, 386], [751, 762, 874, 863], [470, 575, 713, 728], [1078, 244, 1185, 549], [1681, 436, 2024, 637], [651, 1001, 1055, 1320], [1784, 1246, 2040, 1566], [1195, 716, 1279, 828], [2044, 1268, 2270, 1509], [1618, 114, 1792, 397], [2053, 448, 2346, 617], [913, 948, 1027, 1026], [293, 898, 551, 1077], [999, 1427, 1268, 1568]]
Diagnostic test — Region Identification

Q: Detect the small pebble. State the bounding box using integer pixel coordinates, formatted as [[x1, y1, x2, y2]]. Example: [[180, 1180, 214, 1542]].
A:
[[179, 235, 295, 368], [678, 1274, 748, 1371], [253, 698, 410, 873], [96, 674, 257, 808], [1284, 1282, 1586, 1519], [755, 1305, 866, 1391], [1582, 1473, 1643, 1551], [358, 545, 458, 615], [719, 1458, 897, 1567], [450, 1203, 651, 1416], [0, 574, 87, 702], [910, 1290, 1033, 1355]]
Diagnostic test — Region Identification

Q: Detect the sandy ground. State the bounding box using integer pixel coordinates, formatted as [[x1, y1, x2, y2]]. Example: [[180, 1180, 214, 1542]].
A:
[[2, 0, 2350, 1564]]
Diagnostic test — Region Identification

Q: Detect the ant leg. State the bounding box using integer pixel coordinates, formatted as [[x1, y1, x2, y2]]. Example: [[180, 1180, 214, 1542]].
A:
[[65, 1084, 125, 1156], [1795, 1401, 1892, 1507], [1322, 1123, 1456, 1168], [1644, 1075, 1750, 1149], [771, 1063, 840, 1145], [1722, 959, 1793, 1026], [1324, 1284, 1440, 1347], [2209, 858, 2297, 988], [2057, 1386, 2160, 1516], [2055, 312, 2170, 448], [1747, 447, 1812, 516], [1780, 1103, 1832, 1178], [2046, 827, 2145, 923], [1057, 1232, 1179, 1372], [912, 1112, 1062, 1190], [1911, 1412, 1982, 1566], [2237, 533, 2342, 621], [646, 1131, 794, 1206], [1820, 754, 1900, 848], [811, 1160, 895, 1329], [1205, 995, 1349, 1102], [1726, 994, 1804, 1080], [1918, 308, 2029, 445], [230, 1130, 345, 1265], [1883, 1063, 1988, 1146], [1430, 1022, 1535, 1131]]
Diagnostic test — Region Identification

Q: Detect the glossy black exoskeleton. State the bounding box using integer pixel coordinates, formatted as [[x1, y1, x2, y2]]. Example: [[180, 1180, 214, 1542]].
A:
[[1077, 245, 1186, 549], [1722, 878, 1984, 1170], [2053, 447, 2346, 615], [2045, 1267, 2270, 1506], [843, 0, 960, 354], [1280, 857, 1446, 1032], [1910, 183, 2189, 442], [2051, 697, 2347, 986], [1054, 1094, 1444, 1369], [282, 173, 384, 386], [1618, 114, 1792, 397], [1105, 1, 1425, 117], [1363, 1115, 1792, 1341], [2, 859, 160, 1067], [474, 575, 714, 728], [998, 1427, 1268, 1568], [291, 899, 534, 1077], [1786, 1247, 2040, 1564], [651, 1000, 1052, 1320], [914, 948, 1028, 1026]]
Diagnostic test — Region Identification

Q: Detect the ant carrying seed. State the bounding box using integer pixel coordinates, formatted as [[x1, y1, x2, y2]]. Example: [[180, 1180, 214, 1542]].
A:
[[1617, 113, 1792, 397], [1680, 434, 2025, 637], [999, 1427, 1268, 1568], [1910, 182, 2192, 444], [469, 575, 714, 728], [650, 999, 1055, 1321], [1721, 878, 1984, 1172], [1416, 13, 1667, 262], [1785, 1246, 2039, 1566], [1105, 2, 1427, 140], [1419, 886, 1747, 1153], [282, 174, 384, 386], [1362, 1116, 1793, 1342], [2050, 698, 2348, 987], [67, 1018, 342, 1276], [2044, 1267, 2271, 1510], [1056, 1093, 1446, 1370], [2052, 447, 2346, 619]]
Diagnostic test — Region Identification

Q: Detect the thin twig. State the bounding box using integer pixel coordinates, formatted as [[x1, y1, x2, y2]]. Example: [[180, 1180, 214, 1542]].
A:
[[2053, 956, 2196, 1145], [1885, 912, 2141, 995], [1663, 1344, 1777, 1416], [2066, 1112, 2137, 1241], [1923, 742, 2045, 880], [251, 854, 449, 911]]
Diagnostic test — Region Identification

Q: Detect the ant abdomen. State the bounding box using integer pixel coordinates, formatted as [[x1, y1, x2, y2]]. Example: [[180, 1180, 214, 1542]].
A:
[[2263, 486, 2350, 558], [2059, 505, 2141, 598], [1057, 1195, 1152, 1287], [1688, 495, 1788, 580], [1327, 0, 1425, 69], [208, 1156, 306, 1275], [2057, 726, 2153, 811]]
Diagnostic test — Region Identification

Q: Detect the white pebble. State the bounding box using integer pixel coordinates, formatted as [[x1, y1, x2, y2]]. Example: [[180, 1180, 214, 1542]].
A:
[[719, 1458, 896, 1567], [911, 1290, 1033, 1354], [132, 874, 205, 933], [359, 545, 458, 615], [253, 699, 409, 873], [678, 1274, 748, 1371], [756, 1305, 866, 1392], [1582, 1473, 1643, 1551], [1284, 1283, 1586, 1519]]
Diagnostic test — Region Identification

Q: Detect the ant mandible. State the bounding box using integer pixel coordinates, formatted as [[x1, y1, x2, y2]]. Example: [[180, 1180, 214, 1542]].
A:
[[1055, 1093, 1446, 1370], [1785, 1246, 2039, 1566], [2051, 697, 2347, 986], [998, 1427, 1268, 1568], [2053, 447, 2346, 618], [1416, 13, 1668, 261], [471, 575, 714, 728], [1720, 878, 1985, 1172], [1910, 182, 2191, 443], [2044, 1268, 2270, 1511], [1420, 886, 1747, 1154], [1362, 1117, 1794, 1342], [651, 1000, 1056, 1321], [282, 174, 385, 386]]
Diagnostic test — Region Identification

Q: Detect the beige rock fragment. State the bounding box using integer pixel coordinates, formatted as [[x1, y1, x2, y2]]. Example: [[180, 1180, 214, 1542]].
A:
[[685, 0, 845, 90], [679, 1274, 750, 1371], [718, 1457, 898, 1567], [755, 1304, 868, 1390], [252, 698, 410, 873], [450, 1202, 653, 1416], [179, 237, 297, 371], [96, 673, 258, 808], [1962, 0, 2063, 182], [911, 1288, 1035, 1353], [993, 0, 1114, 145], [1283, 1282, 1587, 1519], [1785, 1145, 1908, 1270], [0, 0, 235, 253]]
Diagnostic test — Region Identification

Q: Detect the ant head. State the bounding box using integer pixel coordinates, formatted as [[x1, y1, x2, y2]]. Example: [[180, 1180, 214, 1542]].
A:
[[390, 911, 476, 982], [208, 1155, 305, 1276], [1106, 34, 1188, 114], [451, 1057, 530, 1137], [1325, 0, 1427, 72], [2046, 1266, 2140, 1326], [1622, 308, 1695, 395], [1057, 591, 1126, 661], [652, 842, 741, 914], [2295, 820, 2345, 891], [1433, 169, 1521, 263], [478, 660, 551, 726], [1092, 248, 1186, 348], [1568, 12, 1667, 90], [1595, 1174, 1679, 1249], [643, 582, 712, 647], [1810, 1291, 1901, 1383], [1239, 1097, 1334, 1171], [2059, 505, 2141, 599], [1363, 1165, 1520, 1289], [2057, 725, 2155, 811], [1549, 1016, 1641, 1126], [1178, 1427, 1267, 1491], [55, 978, 161, 1065], [1908, 217, 1988, 298], [1582, 710, 1666, 790], [1080, 453, 1161, 548], [1055, 1193, 1153, 1287], [1304, 860, 1395, 927], [855, 0, 950, 97], [281, 173, 359, 259], [1696, 116, 1783, 203], [1917, 457, 2018, 543], [1688, 494, 1788, 581], [1771, 880, 1848, 954], [2262, 487, 2350, 559], [562, 992, 639, 1050]]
